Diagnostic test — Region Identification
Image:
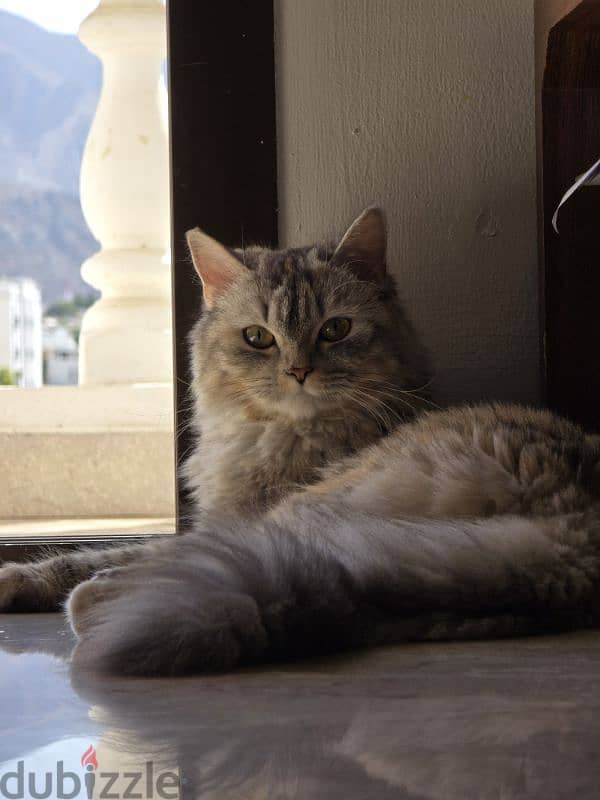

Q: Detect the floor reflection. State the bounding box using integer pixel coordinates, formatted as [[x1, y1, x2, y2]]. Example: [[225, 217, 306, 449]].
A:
[[1, 614, 600, 799]]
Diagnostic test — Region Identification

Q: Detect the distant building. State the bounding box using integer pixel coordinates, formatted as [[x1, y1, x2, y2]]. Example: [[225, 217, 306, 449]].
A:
[[0, 277, 43, 387], [43, 320, 78, 385]]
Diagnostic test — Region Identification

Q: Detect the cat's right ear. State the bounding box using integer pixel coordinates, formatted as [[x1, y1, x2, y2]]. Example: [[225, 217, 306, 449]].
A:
[[186, 228, 247, 308]]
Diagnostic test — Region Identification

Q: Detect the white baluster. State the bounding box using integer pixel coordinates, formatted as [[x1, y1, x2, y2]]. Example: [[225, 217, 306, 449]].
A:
[[77, 0, 172, 385]]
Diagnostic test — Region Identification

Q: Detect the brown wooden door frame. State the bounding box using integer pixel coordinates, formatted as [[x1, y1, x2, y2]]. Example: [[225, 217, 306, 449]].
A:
[[539, 0, 600, 431], [167, 0, 278, 525]]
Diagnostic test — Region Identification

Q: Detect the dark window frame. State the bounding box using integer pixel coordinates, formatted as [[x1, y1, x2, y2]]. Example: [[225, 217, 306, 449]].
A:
[[1, 0, 278, 562], [168, 0, 278, 517]]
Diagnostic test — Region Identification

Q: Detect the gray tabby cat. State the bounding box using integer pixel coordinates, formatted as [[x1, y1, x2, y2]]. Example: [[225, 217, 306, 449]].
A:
[[1, 207, 599, 676]]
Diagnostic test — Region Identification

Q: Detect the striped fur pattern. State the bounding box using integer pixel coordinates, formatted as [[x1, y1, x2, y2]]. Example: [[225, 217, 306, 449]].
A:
[[1, 208, 600, 677]]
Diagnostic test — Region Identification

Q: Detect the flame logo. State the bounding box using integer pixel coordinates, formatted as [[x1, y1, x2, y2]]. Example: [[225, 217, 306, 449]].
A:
[[81, 745, 98, 771]]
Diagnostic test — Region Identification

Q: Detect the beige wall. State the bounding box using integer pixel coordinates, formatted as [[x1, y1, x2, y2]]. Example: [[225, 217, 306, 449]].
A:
[[275, 0, 540, 406]]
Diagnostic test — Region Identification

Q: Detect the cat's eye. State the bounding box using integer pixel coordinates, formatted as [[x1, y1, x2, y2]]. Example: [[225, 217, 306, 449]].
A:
[[243, 325, 275, 349], [319, 317, 351, 342]]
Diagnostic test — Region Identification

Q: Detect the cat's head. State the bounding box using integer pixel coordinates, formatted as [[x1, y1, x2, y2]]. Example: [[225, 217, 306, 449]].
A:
[[186, 207, 430, 424]]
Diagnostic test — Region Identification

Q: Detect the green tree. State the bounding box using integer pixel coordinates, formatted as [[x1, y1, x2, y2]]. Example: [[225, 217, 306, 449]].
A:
[[0, 367, 15, 386], [45, 293, 96, 319]]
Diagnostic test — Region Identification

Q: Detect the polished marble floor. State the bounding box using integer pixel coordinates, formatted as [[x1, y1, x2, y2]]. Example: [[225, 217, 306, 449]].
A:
[[1, 614, 600, 799]]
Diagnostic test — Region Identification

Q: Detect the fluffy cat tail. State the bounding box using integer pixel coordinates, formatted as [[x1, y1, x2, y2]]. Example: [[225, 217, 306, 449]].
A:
[[66, 504, 600, 675]]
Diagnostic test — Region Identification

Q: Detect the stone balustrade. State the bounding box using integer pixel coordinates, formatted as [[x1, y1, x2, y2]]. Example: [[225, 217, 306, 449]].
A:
[[78, 0, 172, 385]]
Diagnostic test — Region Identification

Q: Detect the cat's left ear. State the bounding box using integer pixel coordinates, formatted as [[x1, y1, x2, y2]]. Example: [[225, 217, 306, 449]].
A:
[[331, 206, 387, 286], [186, 228, 247, 308]]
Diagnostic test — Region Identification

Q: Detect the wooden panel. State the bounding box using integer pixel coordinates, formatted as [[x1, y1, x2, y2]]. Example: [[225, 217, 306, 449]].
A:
[[534, 0, 581, 271], [535, 0, 580, 87], [167, 0, 278, 520], [541, 0, 600, 430]]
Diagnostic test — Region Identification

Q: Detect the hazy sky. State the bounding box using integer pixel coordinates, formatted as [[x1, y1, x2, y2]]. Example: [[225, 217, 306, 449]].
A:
[[0, 0, 99, 34]]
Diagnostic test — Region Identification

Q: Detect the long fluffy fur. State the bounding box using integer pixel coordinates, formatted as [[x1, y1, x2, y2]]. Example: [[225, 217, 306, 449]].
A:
[[66, 502, 600, 675]]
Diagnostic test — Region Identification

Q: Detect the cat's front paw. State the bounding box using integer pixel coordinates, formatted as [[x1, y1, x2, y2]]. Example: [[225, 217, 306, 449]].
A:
[[67, 570, 120, 636], [0, 562, 59, 612], [68, 566, 268, 676]]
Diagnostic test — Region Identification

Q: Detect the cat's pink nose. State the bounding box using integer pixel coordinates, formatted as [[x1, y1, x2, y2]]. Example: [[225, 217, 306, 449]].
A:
[[286, 366, 313, 384]]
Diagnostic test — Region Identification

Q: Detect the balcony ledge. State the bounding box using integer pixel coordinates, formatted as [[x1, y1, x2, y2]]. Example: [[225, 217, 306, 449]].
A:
[[0, 384, 175, 520]]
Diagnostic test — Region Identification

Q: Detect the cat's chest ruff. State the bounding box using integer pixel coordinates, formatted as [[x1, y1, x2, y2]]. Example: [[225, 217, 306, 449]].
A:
[[257, 420, 332, 458], [197, 413, 356, 511], [211, 416, 334, 466], [193, 406, 380, 513]]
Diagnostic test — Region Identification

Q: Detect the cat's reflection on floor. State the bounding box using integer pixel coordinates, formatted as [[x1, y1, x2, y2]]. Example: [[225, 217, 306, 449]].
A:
[[2, 618, 599, 800], [69, 658, 598, 800]]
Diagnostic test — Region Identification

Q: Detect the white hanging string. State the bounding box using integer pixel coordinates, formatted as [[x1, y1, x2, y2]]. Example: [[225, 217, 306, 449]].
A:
[[552, 156, 600, 233]]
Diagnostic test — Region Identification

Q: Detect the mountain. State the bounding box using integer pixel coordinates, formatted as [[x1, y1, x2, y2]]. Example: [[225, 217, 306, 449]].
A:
[[0, 10, 101, 304], [0, 183, 98, 302]]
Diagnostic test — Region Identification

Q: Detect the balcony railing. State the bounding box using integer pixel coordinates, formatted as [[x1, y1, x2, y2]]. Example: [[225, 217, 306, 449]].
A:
[[78, 0, 172, 386], [1, 0, 175, 523]]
